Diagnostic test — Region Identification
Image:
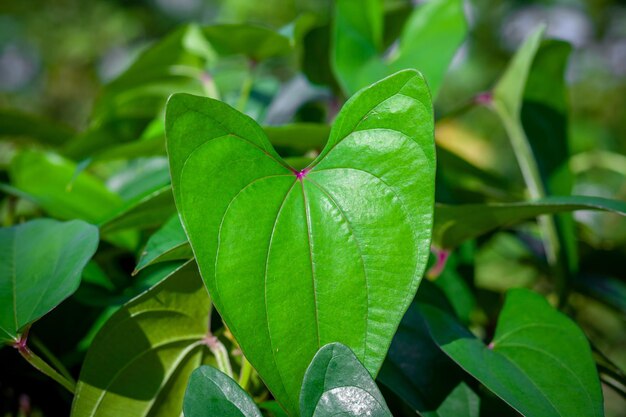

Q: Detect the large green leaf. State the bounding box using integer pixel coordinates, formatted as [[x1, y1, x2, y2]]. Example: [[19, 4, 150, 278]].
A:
[[422, 289, 604, 417], [0, 219, 98, 344], [71, 261, 212, 417], [184, 366, 263, 417], [433, 196, 626, 249], [300, 343, 392, 417], [134, 214, 193, 274], [332, 0, 466, 97], [166, 69, 435, 415]]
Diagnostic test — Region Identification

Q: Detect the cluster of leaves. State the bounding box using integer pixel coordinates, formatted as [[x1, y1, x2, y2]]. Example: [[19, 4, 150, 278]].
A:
[[1, 1, 626, 416]]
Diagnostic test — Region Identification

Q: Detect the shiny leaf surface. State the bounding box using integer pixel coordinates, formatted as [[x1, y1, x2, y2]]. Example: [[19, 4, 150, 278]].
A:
[[166, 69, 435, 414]]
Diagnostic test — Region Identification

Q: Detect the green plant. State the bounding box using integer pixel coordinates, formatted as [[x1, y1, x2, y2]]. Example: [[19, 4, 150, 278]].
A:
[[2, 1, 626, 416]]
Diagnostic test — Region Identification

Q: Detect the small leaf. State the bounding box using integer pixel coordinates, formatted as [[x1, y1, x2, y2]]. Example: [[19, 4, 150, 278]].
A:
[[71, 261, 212, 417], [300, 343, 392, 417], [422, 289, 604, 417], [203, 24, 293, 61], [0, 108, 75, 146], [134, 215, 193, 274], [424, 383, 479, 417], [166, 70, 435, 415], [332, 0, 466, 97], [0, 219, 99, 344], [433, 196, 626, 249], [100, 186, 177, 233], [8, 151, 124, 224], [184, 365, 263, 417]]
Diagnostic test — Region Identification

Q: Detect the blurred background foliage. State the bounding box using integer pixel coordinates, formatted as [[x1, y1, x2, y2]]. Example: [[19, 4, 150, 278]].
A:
[[1, 0, 626, 416]]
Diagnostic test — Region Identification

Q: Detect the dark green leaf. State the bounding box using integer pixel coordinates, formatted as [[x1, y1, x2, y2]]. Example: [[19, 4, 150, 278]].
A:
[[423, 383, 479, 417], [300, 343, 392, 417], [71, 261, 212, 417], [422, 289, 604, 417], [0, 108, 75, 146], [184, 365, 263, 417], [203, 24, 293, 61], [378, 283, 464, 414], [332, 0, 466, 97], [134, 215, 193, 274], [433, 196, 626, 249], [166, 69, 435, 414], [0, 219, 98, 344]]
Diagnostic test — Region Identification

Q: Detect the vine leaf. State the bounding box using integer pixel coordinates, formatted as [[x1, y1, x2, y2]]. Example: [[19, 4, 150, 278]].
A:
[[0, 218, 99, 344], [166, 69, 435, 415], [71, 261, 212, 417], [422, 289, 604, 417], [300, 343, 392, 417]]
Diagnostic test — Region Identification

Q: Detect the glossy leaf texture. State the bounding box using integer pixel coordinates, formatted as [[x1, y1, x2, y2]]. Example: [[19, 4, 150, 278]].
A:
[[71, 261, 212, 417], [433, 196, 626, 249], [332, 0, 466, 97], [134, 214, 193, 274], [422, 289, 604, 417], [0, 219, 98, 344], [184, 366, 263, 417], [300, 343, 392, 417], [166, 69, 435, 415]]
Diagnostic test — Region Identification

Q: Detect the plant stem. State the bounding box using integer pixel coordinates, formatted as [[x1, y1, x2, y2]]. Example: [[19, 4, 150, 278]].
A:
[[14, 339, 76, 393], [202, 334, 234, 379], [238, 356, 253, 390], [236, 60, 256, 112], [30, 335, 75, 383]]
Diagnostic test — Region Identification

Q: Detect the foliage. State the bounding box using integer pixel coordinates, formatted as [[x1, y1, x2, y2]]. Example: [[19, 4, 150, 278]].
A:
[[1, 0, 626, 416]]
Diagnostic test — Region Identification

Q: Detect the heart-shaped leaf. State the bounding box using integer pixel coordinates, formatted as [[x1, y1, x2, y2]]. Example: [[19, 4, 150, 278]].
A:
[[332, 0, 466, 97], [166, 69, 435, 414], [0, 218, 99, 344], [184, 366, 263, 417], [71, 261, 212, 417], [421, 289, 604, 417], [300, 343, 392, 417]]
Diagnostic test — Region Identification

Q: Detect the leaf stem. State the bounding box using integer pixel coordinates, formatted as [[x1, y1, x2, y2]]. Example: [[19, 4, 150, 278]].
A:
[[13, 335, 76, 393], [236, 60, 256, 112], [29, 335, 75, 383], [202, 334, 234, 379], [238, 356, 253, 390]]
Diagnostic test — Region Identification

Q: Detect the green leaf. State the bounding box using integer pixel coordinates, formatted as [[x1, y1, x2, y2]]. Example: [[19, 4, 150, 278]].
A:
[[100, 186, 177, 233], [300, 343, 392, 417], [332, 0, 466, 97], [203, 24, 293, 61], [422, 289, 604, 417], [8, 151, 124, 224], [433, 196, 626, 249], [71, 261, 212, 417], [423, 383, 479, 417], [166, 69, 435, 415], [0, 108, 75, 146], [264, 123, 330, 155], [0, 219, 98, 344], [134, 215, 193, 274], [377, 281, 464, 414], [184, 365, 263, 417]]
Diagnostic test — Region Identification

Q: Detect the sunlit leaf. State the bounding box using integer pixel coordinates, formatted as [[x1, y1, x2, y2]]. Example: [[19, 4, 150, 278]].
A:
[[166, 70, 435, 414]]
